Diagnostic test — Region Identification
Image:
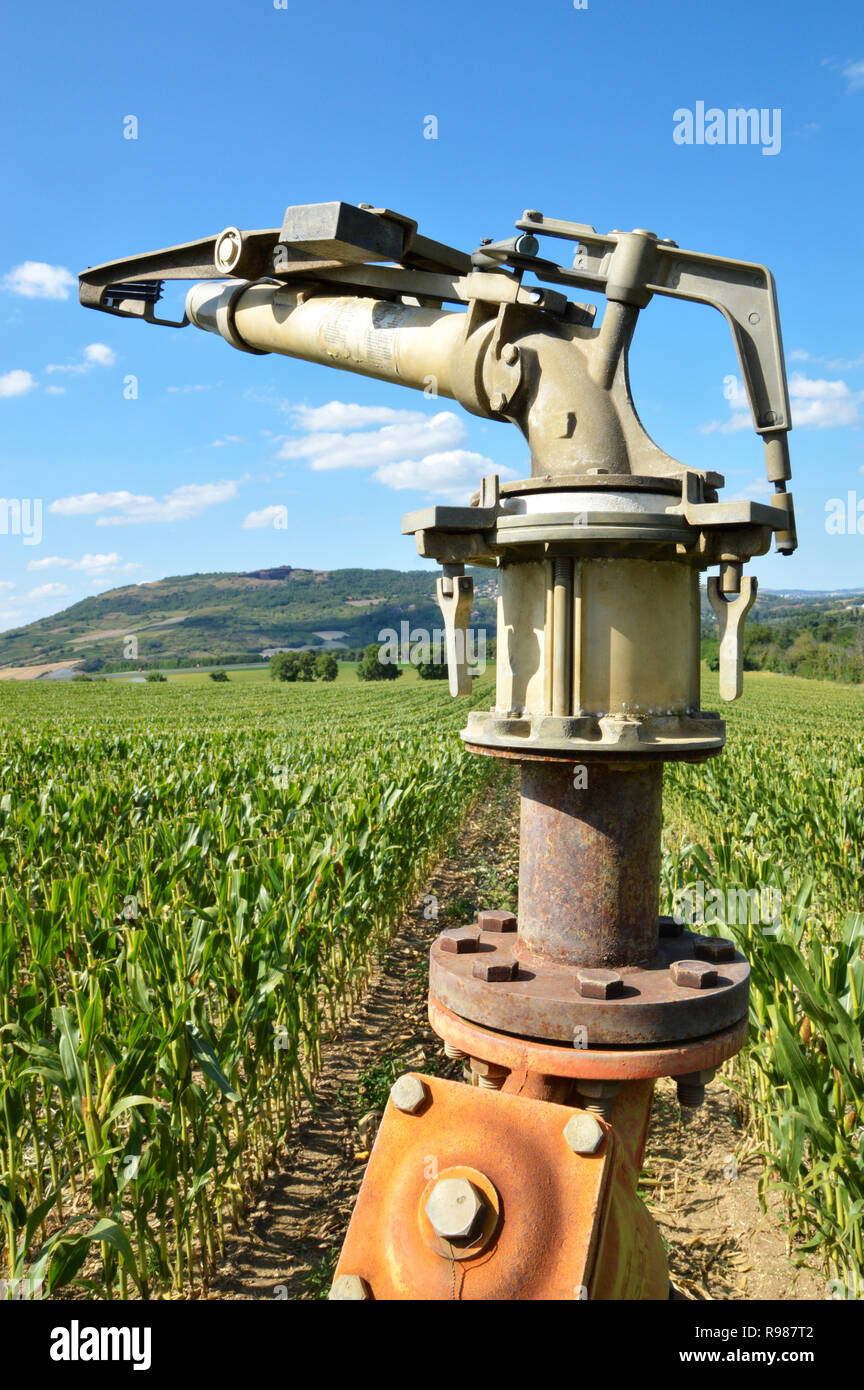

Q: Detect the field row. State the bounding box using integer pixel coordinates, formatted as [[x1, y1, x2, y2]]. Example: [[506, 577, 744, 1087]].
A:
[[0, 677, 496, 1297]]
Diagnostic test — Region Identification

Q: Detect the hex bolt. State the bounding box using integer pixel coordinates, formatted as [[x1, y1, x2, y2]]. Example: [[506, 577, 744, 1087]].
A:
[[523, 209, 542, 221], [470, 1058, 508, 1089], [477, 909, 517, 933], [425, 1177, 486, 1242], [670, 959, 718, 990], [501, 343, 520, 366], [390, 1074, 427, 1115], [490, 391, 508, 413], [676, 1068, 717, 1109], [576, 967, 624, 1000], [691, 935, 736, 964], [477, 1073, 506, 1090], [443, 1040, 467, 1060], [472, 959, 518, 982], [576, 1080, 621, 1121], [563, 1113, 606, 1156], [328, 1274, 370, 1300], [438, 927, 481, 955]]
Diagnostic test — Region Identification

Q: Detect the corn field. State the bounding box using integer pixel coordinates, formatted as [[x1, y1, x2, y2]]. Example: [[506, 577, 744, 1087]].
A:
[[0, 675, 496, 1298], [663, 670, 864, 1288], [1, 666, 861, 1299]]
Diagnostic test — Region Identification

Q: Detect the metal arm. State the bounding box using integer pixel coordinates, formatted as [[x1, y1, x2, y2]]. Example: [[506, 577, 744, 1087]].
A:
[[79, 199, 795, 553]]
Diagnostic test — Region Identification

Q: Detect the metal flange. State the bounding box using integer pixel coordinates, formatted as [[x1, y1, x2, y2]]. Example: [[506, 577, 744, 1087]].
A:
[[429, 925, 749, 1046], [429, 996, 750, 1082]]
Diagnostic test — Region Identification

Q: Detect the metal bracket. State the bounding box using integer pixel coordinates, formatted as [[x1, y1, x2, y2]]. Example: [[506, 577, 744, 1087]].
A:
[[707, 575, 758, 701], [436, 565, 474, 697]]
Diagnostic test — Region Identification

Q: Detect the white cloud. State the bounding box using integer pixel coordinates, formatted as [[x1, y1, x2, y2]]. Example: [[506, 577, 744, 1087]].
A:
[[787, 348, 810, 362], [45, 385, 65, 395], [290, 402, 428, 432], [279, 410, 465, 471], [27, 583, 71, 599], [843, 60, 864, 92], [84, 343, 115, 367], [242, 505, 288, 529], [0, 369, 37, 399], [1, 262, 75, 300], [729, 478, 773, 503], [373, 449, 509, 501], [211, 434, 245, 447], [167, 383, 214, 393], [49, 481, 239, 525], [0, 581, 15, 592], [46, 343, 116, 376], [701, 372, 862, 433], [26, 552, 140, 575]]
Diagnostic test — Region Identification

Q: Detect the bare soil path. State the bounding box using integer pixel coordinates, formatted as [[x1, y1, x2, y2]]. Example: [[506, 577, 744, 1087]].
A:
[[209, 768, 824, 1302]]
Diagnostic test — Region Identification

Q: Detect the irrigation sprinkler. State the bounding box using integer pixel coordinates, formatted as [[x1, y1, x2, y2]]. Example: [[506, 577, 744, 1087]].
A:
[[80, 201, 794, 1300]]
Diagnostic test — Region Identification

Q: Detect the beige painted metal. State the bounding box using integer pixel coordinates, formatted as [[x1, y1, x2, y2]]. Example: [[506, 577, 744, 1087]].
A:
[[707, 575, 758, 701], [496, 555, 698, 722]]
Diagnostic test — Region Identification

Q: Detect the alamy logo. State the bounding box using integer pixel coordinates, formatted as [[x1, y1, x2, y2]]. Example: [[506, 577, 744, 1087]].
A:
[[49, 1320, 152, 1371], [825, 492, 864, 535], [0, 497, 42, 545], [377, 621, 486, 673], [673, 102, 781, 156]]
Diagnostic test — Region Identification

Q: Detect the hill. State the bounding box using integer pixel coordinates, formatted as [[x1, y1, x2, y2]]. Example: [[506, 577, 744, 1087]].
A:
[[0, 567, 499, 674], [0, 564, 860, 680]]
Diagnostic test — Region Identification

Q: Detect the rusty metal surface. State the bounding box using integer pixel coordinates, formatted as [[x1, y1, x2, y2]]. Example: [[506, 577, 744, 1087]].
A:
[[333, 1074, 614, 1300], [429, 995, 750, 1080], [430, 923, 749, 1045], [518, 760, 663, 969]]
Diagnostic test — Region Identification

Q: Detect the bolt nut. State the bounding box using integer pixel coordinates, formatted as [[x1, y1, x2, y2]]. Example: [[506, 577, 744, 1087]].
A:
[[477, 909, 517, 933], [439, 927, 481, 954], [576, 968, 623, 1000], [563, 1113, 606, 1156], [490, 391, 508, 413], [523, 209, 542, 221], [390, 1074, 427, 1115], [658, 914, 684, 939], [670, 960, 719, 990], [501, 342, 520, 365], [676, 1073, 715, 1109], [328, 1274, 370, 1300], [425, 1177, 486, 1242], [691, 935, 736, 963], [472, 958, 517, 982]]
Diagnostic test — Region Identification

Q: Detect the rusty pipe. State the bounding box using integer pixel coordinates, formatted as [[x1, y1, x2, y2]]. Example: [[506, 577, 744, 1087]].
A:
[[517, 760, 662, 969]]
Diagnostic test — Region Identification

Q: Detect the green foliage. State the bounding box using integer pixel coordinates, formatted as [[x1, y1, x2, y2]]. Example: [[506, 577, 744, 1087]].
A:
[[663, 668, 864, 1282], [416, 657, 449, 681], [315, 654, 338, 683], [357, 643, 402, 682], [270, 652, 299, 682], [209, 671, 229, 683], [145, 671, 166, 683], [0, 673, 496, 1297]]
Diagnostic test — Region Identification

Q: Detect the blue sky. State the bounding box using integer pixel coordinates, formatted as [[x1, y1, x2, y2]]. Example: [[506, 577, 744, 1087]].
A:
[[1, 0, 862, 631]]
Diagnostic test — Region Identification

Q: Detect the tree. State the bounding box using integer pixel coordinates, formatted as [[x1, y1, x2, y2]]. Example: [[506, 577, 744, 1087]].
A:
[[145, 671, 167, 683], [209, 670, 229, 682], [357, 642, 402, 681], [315, 653, 339, 682], [270, 652, 300, 682], [416, 655, 449, 680], [297, 651, 318, 681]]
